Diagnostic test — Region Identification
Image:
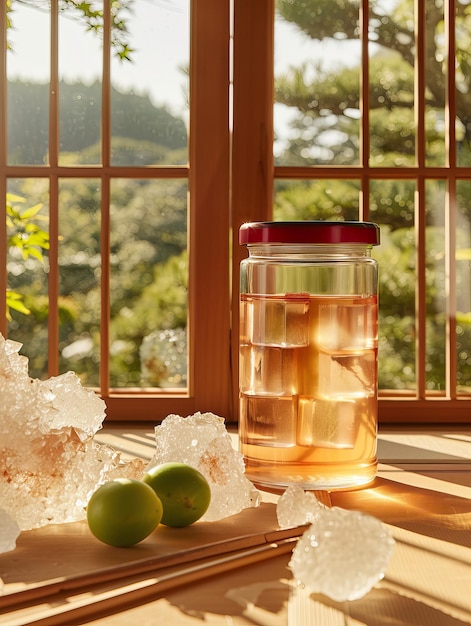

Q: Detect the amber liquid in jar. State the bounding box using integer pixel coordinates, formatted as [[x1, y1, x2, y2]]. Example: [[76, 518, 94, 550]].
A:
[[239, 292, 378, 490]]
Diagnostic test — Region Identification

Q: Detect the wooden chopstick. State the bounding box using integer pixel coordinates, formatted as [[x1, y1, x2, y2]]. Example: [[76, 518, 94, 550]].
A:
[[1, 491, 331, 625], [1, 490, 330, 612], [0, 525, 308, 612], [1, 536, 299, 626]]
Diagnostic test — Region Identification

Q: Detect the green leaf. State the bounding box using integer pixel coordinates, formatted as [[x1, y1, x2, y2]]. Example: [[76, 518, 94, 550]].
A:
[[21, 203, 44, 220], [6, 291, 31, 316], [8, 234, 24, 248], [456, 311, 471, 325], [6, 206, 21, 220], [6, 192, 25, 204], [456, 248, 471, 261], [25, 247, 45, 262], [25, 231, 50, 247]]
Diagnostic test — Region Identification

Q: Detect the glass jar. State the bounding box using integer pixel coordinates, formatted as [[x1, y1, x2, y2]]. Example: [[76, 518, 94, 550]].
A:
[[239, 221, 380, 490]]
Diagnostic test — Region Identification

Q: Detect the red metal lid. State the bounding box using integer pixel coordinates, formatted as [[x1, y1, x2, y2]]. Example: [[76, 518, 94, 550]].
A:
[[239, 221, 380, 245]]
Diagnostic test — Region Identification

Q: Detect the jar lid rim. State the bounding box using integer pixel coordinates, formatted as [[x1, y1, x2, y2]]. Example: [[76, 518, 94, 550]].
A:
[[239, 221, 380, 245]]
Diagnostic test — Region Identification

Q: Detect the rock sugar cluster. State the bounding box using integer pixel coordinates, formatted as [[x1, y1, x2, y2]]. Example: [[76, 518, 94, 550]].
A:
[[277, 486, 395, 601], [0, 335, 145, 532], [0, 335, 261, 548], [147, 412, 261, 522]]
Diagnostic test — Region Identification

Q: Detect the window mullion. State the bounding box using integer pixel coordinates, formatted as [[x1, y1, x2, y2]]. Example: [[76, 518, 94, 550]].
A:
[[415, 0, 426, 169], [359, 0, 370, 221], [100, 176, 111, 398], [445, 0, 458, 398], [231, 0, 275, 418], [446, 177, 457, 398], [414, 0, 427, 399], [0, 4, 7, 336], [415, 179, 427, 399], [48, 0, 60, 376], [445, 0, 457, 166], [189, 0, 232, 417], [100, 0, 112, 397], [360, 0, 370, 171]]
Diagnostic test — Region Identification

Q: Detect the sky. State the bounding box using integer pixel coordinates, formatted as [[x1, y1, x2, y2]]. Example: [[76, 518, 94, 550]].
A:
[[6, 1, 361, 144], [7, 0, 190, 115]]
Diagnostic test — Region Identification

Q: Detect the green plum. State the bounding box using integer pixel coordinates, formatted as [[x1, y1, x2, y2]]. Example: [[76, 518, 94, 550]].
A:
[[86, 478, 163, 547], [142, 462, 211, 527]]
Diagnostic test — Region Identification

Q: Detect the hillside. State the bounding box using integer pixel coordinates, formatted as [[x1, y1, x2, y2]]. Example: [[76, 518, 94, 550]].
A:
[[7, 80, 188, 165]]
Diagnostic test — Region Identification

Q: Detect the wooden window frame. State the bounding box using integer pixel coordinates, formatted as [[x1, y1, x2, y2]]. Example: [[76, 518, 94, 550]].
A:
[[231, 0, 471, 424], [2, 1, 471, 424], [1, 0, 232, 422]]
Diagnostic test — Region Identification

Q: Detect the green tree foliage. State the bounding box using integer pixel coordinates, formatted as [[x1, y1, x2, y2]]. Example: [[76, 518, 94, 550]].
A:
[[6, 1, 190, 385], [7, 174, 188, 385], [274, 180, 360, 221], [110, 251, 188, 386], [6, 78, 188, 383], [276, 0, 471, 152], [274, 0, 471, 391]]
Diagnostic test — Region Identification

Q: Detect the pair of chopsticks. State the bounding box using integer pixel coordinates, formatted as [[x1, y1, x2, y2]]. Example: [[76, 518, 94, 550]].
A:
[[0, 527, 306, 626], [1, 491, 331, 625]]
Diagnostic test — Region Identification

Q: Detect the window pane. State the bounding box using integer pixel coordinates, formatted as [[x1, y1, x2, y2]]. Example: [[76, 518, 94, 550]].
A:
[[369, 0, 415, 167], [7, 4, 50, 165], [425, 0, 446, 166], [59, 179, 101, 386], [370, 180, 416, 390], [274, 179, 360, 221], [110, 0, 190, 166], [456, 181, 471, 393], [456, 0, 471, 167], [109, 178, 188, 389], [7, 179, 50, 377], [274, 1, 361, 166], [58, 2, 103, 166]]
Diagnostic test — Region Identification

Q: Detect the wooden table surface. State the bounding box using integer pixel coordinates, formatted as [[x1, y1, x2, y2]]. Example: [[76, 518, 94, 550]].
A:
[[1, 426, 470, 626]]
